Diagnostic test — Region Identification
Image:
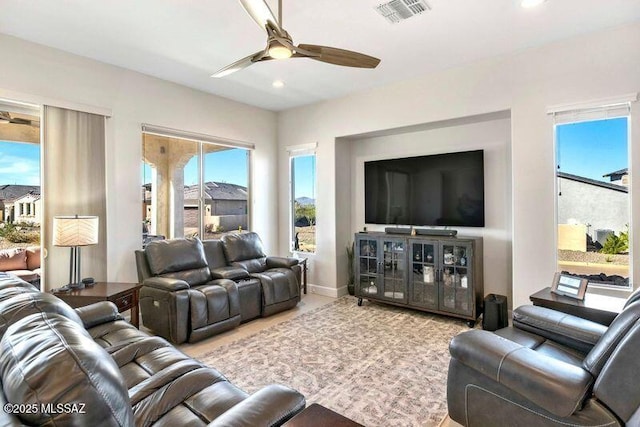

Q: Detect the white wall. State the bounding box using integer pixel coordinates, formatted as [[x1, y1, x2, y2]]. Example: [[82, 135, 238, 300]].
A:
[[278, 22, 640, 307], [348, 115, 512, 300], [0, 34, 277, 289]]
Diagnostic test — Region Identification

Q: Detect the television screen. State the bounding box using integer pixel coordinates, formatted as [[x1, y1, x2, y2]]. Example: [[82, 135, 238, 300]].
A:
[[364, 150, 485, 227]]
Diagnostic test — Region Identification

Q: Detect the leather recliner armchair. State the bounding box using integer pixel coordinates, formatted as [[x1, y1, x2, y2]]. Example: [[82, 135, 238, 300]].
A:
[[447, 296, 640, 426]]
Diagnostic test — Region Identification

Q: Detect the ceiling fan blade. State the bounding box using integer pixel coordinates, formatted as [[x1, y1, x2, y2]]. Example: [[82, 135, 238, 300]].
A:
[[211, 50, 266, 78], [297, 44, 380, 69], [239, 0, 281, 33]]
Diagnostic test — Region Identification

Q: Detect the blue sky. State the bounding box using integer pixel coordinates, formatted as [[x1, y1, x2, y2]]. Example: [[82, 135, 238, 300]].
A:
[[0, 141, 40, 185], [556, 117, 628, 181], [292, 155, 315, 199], [142, 148, 250, 187], [2, 118, 624, 194]]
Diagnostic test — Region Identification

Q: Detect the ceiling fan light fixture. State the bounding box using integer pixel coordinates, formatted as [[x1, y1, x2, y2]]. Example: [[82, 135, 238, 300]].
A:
[[521, 0, 546, 8], [268, 40, 292, 59]]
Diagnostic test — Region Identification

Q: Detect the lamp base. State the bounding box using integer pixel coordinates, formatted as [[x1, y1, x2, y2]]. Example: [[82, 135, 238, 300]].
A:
[[68, 282, 85, 290]]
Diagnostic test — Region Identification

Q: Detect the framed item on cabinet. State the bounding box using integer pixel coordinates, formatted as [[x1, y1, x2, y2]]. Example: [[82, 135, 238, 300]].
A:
[[551, 272, 588, 300]]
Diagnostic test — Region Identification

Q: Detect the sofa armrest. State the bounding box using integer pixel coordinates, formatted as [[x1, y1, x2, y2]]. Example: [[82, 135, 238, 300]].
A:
[[266, 256, 298, 269], [208, 384, 305, 427], [513, 305, 607, 353], [450, 330, 593, 418], [210, 266, 250, 280], [74, 301, 124, 328], [142, 277, 190, 291]]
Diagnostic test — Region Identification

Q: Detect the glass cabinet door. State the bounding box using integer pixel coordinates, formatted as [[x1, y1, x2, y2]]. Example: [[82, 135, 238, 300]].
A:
[[439, 242, 473, 315], [355, 237, 379, 298], [380, 238, 406, 303], [408, 240, 438, 309]]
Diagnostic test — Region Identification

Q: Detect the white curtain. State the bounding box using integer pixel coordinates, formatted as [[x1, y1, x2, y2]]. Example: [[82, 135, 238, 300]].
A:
[[43, 106, 107, 290]]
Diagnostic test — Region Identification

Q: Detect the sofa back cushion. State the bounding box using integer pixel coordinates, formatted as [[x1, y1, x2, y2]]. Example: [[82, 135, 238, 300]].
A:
[[0, 273, 37, 293], [0, 312, 134, 426], [222, 232, 266, 263], [584, 301, 640, 377], [0, 290, 83, 338], [0, 248, 27, 272], [593, 321, 640, 425], [144, 238, 211, 286], [25, 247, 41, 270], [201, 239, 228, 269]]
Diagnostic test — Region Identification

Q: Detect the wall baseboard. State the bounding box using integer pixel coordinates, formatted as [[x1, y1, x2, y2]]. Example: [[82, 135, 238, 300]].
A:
[[307, 283, 349, 298]]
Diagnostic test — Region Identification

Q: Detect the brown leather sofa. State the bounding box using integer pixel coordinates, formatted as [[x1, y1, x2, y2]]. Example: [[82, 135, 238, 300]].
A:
[[447, 293, 640, 426], [0, 273, 305, 426], [135, 232, 301, 344]]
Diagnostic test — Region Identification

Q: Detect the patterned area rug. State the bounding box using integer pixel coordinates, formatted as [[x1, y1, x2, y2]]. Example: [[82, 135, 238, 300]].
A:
[[196, 296, 468, 426]]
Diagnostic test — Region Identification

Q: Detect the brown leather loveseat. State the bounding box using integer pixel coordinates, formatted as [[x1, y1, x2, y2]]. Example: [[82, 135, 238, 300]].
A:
[[135, 232, 301, 344], [0, 273, 305, 426]]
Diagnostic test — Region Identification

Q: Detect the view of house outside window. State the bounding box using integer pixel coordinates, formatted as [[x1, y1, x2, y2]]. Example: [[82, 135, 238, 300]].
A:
[[0, 138, 41, 250], [291, 154, 316, 253], [556, 116, 630, 288], [142, 133, 250, 246]]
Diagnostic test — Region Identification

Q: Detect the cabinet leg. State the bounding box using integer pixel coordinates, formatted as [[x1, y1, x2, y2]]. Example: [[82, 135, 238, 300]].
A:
[[357, 298, 363, 306], [466, 320, 476, 328]]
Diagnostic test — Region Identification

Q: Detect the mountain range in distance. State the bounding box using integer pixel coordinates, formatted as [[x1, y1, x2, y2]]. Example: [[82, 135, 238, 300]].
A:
[[295, 197, 315, 206]]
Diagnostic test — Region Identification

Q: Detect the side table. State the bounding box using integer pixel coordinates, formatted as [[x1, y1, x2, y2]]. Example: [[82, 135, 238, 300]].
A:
[[283, 404, 363, 427], [530, 287, 625, 326], [53, 282, 141, 328], [299, 258, 308, 294]]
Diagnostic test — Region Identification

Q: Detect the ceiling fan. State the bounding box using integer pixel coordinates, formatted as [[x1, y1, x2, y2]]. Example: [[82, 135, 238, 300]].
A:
[[212, 0, 381, 78], [0, 111, 38, 126]]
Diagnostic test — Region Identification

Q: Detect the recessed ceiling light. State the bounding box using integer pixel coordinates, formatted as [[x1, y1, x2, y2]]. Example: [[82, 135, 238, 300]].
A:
[[272, 80, 285, 88], [521, 0, 546, 8]]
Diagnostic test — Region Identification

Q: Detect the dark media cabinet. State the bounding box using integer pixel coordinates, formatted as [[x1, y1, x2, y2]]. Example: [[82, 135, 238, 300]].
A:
[[354, 232, 483, 326]]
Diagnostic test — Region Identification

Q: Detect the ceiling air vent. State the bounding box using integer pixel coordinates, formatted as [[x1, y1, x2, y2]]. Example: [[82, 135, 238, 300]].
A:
[[375, 0, 431, 24]]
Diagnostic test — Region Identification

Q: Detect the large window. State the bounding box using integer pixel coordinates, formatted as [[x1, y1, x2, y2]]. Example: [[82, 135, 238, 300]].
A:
[[0, 101, 41, 250], [290, 152, 316, 253], [554, 110, 631, 289], [142, 131, 251, 245]]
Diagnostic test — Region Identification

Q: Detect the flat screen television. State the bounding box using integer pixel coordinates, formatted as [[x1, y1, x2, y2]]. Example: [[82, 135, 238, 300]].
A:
[[364, 150, 485, 227]]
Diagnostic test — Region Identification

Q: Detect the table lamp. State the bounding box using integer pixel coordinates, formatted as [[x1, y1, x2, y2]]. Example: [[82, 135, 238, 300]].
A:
[[53, 215, 99, 289]]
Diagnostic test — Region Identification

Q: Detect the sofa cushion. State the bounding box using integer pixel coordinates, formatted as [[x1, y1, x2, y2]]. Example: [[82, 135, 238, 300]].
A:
[[0, 291, 83, 337], [252, 268, 299, 306], [0, 248, 27, 272], [25, 247, 41, 270], [232, 258, 267, 274], [222, 232, 266, 263], [0, 312, 134, 426], [145, 238, 208, 276], [210, 266, 251, 280], [0, 273, 37, 291], [202, 239, 229, 269]]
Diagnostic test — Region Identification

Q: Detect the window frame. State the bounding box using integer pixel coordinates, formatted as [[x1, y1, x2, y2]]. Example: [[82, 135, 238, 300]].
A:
[[287, 143, 317, 254], [550, 99, 633, 292], [141, 125, 254, 243]]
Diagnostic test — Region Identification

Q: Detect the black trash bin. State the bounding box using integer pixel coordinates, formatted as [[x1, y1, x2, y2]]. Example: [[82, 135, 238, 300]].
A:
[[483, 294, 508, 331]]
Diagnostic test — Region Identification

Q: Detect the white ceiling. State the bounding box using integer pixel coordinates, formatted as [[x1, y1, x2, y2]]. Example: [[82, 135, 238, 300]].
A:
[[1, 0, 640, 111]]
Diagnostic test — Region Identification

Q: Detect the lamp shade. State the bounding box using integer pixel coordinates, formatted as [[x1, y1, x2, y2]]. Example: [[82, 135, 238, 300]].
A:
[[53, 215, 99, 247]]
